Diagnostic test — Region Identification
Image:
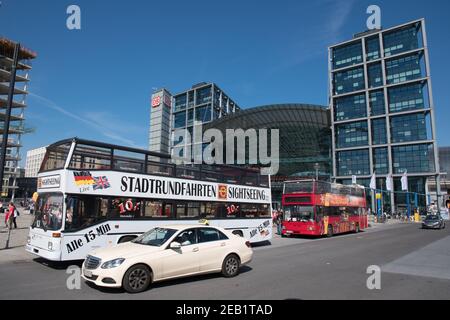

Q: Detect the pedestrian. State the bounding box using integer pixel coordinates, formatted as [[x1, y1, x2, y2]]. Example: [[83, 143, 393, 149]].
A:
[[6, 202, 19, 229], [276, 210, 283, 235]]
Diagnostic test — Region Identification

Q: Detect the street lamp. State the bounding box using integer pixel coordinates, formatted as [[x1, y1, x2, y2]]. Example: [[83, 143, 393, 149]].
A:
[[314, 163, 320, 181]]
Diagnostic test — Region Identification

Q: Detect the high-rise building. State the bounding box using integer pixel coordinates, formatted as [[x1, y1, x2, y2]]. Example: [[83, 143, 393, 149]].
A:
[[329, 19, 440, 212], [25, 146, 47, 178], [148, 82, 241, 161], [0, 37, 37, 198]]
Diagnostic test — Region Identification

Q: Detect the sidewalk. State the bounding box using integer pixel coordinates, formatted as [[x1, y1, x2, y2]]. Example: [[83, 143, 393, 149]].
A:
[[0, 210, 35, 263]]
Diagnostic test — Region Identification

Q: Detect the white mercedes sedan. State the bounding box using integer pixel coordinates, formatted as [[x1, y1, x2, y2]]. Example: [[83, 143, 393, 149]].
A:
[[81, 225, 253, 293]]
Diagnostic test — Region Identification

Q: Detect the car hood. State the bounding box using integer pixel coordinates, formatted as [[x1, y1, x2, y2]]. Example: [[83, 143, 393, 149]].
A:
[[89, 242, 162, 261]]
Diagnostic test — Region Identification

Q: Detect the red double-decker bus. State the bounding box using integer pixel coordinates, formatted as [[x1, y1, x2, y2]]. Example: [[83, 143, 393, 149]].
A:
[[281, 180, 368, 237]]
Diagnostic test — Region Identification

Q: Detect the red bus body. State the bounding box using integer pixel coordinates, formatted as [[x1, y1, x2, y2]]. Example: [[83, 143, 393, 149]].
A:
[[281, 180, 368, 237]]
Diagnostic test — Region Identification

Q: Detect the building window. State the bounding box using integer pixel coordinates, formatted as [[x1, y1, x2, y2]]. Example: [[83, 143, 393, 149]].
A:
[[385, 53, 424, 85], [366, 36, 380, 61], [336, 121, 368, 149], [173, 111, 186, 129], [195, 105, 211, 123], [371, 118, 387, 145], [388, 82, 427, 113], [332, 41, 363, 69], [333, 67, 365, 95], [368, 63, 383, 88], [174, 94, 187, 112], [373, 148, 389, 174], [383, 23, 422, 57], [392, 144, 434, 174], [337, 149, 370, 176], [334, 94, 366, 121], [369, 90, 385, 116], [390, 113, 430, 143], [196, 86, 212, 105]]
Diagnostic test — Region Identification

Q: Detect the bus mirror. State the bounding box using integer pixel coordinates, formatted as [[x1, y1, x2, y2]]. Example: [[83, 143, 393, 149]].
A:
[[170, 242, 181, 250]]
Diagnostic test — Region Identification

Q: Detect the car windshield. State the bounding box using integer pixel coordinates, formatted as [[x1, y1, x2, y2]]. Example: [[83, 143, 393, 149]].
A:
[[283, 205, 315, 222], [132, 227, 177, 247], [32, 193, 64, 231], [425, 215, 439, 220]]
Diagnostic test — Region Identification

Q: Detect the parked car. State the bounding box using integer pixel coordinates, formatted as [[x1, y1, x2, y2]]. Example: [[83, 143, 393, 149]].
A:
[[82, 225, 253, 293], [422, 215, 446, 230]]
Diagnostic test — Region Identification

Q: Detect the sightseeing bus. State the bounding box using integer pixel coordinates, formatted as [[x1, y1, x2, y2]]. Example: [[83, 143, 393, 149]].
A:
[[281, 180, 368, 237], [26, 138, 272, 261]]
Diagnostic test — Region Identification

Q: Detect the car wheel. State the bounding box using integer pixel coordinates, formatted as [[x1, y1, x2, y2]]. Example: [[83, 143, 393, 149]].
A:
[[222, 254, 240, 278], [123, 264, 152, 293], [327, 225, 333, 238]]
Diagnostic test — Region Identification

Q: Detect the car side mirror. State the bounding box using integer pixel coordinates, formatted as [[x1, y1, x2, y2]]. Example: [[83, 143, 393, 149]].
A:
[[170, 242, 181, 250]]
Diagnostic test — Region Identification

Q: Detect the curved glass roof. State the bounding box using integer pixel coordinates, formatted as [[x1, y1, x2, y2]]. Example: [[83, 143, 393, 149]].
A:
[[204, 103, 332, 178]]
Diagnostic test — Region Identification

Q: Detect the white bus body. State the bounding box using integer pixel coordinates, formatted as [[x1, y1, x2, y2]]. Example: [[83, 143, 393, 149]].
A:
[[26, 139, 273, 261]]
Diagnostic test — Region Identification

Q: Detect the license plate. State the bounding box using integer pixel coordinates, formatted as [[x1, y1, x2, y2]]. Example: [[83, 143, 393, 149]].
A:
[[84, 270, 93, 278]]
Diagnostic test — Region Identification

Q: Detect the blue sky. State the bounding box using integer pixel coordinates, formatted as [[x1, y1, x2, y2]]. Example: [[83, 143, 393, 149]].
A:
[[1, 0, 450, 166]]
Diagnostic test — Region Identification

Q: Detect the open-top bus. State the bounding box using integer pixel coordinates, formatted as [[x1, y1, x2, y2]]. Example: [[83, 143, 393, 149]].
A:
[[26, 138, 272, 261], [281, 180, 368, 237]]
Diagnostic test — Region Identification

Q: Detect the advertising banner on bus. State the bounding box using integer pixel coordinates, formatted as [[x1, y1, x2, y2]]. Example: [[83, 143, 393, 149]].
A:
[[63, 170, 271, 204]]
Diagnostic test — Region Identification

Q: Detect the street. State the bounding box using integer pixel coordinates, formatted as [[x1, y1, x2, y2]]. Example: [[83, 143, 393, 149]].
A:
[[0, 222, 449, 300]]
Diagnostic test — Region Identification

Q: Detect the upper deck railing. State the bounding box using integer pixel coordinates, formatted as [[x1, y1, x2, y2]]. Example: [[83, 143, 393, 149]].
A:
[[39, 138, 270, 188], [284, 180, 365, 198]]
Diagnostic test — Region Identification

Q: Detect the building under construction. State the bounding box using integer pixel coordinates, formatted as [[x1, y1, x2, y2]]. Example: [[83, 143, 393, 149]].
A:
[[0, 37, 36, 198]]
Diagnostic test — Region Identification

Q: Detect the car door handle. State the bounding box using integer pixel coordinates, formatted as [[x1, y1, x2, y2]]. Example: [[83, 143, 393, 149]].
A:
[[192, 247, 199, 252], [220, 242, 226, 247]]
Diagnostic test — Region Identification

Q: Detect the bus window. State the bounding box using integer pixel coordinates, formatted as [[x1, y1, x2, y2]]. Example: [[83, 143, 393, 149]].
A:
[[225, 203, 240, 218], [110, 198, 142, 218], [65, 196, 107, 231], [283, 205, 314, 222], [33, 193, 64, 231], [259, 204, 272, 218], [69, 144, 112, 170], [240, 204, 258, 218], [143, 201, 172, 218]]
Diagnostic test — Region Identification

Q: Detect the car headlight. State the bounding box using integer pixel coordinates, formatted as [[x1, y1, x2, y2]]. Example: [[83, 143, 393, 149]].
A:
[[101, 258, 125, 269]]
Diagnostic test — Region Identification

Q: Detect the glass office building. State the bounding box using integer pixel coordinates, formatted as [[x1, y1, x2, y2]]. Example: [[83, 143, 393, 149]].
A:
[[148, 83, 240, 162], [329, 19, 441, 211]]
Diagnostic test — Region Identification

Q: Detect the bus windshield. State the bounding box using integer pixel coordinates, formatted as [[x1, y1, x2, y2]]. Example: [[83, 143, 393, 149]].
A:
[[283, 205, 315, 222], [32, 193, 64, 231]]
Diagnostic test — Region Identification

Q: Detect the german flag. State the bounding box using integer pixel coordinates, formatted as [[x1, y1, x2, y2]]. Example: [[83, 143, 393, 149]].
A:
[[73, 171, 95, 186]]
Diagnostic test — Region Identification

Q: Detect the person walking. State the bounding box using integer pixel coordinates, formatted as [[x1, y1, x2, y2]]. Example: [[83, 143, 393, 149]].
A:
[[276, 210, 283, 235], [6, 202, 19, 229]]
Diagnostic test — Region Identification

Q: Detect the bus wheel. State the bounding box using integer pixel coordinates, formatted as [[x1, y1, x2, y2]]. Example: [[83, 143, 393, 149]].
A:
[[327, 226, 333, 238], [222, 254, 240, 278], [123, 264, 152, 293], [118, 236, 136, 244]]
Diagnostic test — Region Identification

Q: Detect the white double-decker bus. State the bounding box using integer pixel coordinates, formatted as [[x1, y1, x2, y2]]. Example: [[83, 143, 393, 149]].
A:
[[26, 138, 272, 261]]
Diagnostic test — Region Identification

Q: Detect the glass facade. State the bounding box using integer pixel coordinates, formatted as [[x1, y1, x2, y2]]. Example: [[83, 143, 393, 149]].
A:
[[383, 24, 421, 57], [173, 111, 186, 129], [371, 118, 387, 145], [368, 63, 383, 88], [385, 53, 424, 85], [333, 67, 365, 95], [366, 36, 380, 61], [196, 86, 212, 105], [336, 121, 368, 148], [388, 82, 427, 113], [337, 149, 370, 176], [369, 90, 385, 116], [392, 144, 435, 174], [373, 147, 389, 174], [390, 113, 429, 143], [174, 94, 187, 112], [334, 94, 366, 121], [332, 42, 363, 69]]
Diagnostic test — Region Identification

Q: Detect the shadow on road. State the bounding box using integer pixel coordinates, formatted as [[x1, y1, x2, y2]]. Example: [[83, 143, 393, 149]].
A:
[[84, 265, 253, 295], [33, 257, 83, 270]]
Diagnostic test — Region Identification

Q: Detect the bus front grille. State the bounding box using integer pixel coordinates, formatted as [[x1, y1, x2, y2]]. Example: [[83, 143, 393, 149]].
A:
[[85, 255, 101, 270]]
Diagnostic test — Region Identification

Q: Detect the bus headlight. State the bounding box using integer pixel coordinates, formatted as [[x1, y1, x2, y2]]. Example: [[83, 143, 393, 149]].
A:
[[48, 242, 53, 251], [101, 258, 125, 269]]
